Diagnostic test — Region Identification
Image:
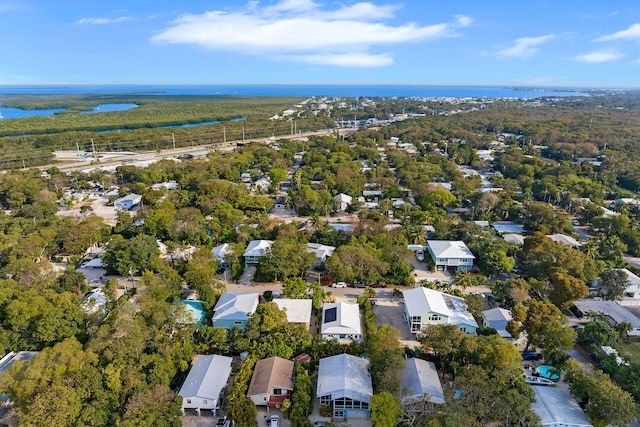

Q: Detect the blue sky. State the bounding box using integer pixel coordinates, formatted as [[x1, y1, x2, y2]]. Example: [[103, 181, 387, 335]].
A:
[[1, 0, 639, 87]]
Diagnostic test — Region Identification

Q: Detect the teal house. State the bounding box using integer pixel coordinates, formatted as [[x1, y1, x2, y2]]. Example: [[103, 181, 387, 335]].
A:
[[211, 292, 259, 330], [403, 287, 478, 336], [174, 300, 207, 326]]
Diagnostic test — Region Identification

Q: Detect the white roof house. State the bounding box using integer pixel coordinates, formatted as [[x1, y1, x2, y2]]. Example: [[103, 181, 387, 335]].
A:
[[503, 234, 525, 245], [307, 243, 336, 263], [425, 240, 475, 272], [243, 240, 273, 265], [321, 302, 362, 343], [403, 287, 478, 335], [482, 308, 513, 339], [179, 355, 233, 416], [532, 386, 592, 427], [81, 289, 108, 315], [114, 193, 142, 211], [619, 268, 640, 307], [573, 299, 640, 336], [317, 354, 373, 419], [212, 243, 233, 262], [547, 234, 582, 248], [211, 293, 260, 330], [400, 358, 445, 404], [274, 299, 313, 326], [492, 222, 526, 235], [334, 193, 353, 211]]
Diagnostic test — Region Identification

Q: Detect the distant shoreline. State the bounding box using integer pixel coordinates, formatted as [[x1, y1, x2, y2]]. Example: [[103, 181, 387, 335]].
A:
[[0, 84, 606, 98]]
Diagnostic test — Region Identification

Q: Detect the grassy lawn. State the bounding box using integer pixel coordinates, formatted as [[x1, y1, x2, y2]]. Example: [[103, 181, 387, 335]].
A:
[[617, 341, 640, 362]]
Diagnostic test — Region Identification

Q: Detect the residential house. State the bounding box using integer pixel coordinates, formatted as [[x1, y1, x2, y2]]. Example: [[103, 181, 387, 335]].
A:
[[0, 351, 39, 401], [482, 308, 518, 341], [212, 243, 234, 268], [573, 299, 640, 336], [503, 234, 525, 245], [321, 302, 363, 344], [334, 193, 353, 212], [247, 357, 295, 407], [491, 221, 526, 235], [403, 287, 478, 336], [150, 181, 180, 191], [274, 299, 313, 329], [317, 354, 373, 419], [547, 234, 582, 249], [425, 240, 475, 273], [81, 289, 108, 315], [179, 355, 233, 416], [307, 243, 336, 268], [211, 292, 259, 330], [114, 193, 142, 211], [532, 386, 593, 427], [618, 268, 640, 307], [400, 358, 445, 404], [243, 240, 273, 266]]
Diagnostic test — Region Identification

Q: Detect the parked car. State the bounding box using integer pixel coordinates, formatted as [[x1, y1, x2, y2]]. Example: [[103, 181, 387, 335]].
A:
[[353, 283, 367, 288], [268, 415, 280, 427], [216, 417, 231, 427], [521, 352, 542, 361], [331, 282, 347, 288], [371, 282, 387, 288]]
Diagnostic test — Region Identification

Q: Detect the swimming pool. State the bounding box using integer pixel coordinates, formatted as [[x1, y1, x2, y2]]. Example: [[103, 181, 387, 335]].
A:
[[536, 365, 560, 381]]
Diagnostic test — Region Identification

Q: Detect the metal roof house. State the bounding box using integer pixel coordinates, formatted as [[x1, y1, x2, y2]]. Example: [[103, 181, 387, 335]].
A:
[[403, 287, 478, 336], [114, 193, 142, 211], [211, 292, 259, 331], [334, 193, 353, 212], [400, 358, 445, 404], [243, 240, 273, 266], [317, 354, 373, 419], [617, 268, 640, 308], [547, 234, 583, 249], [573, 299, 640, 336], [212, 243, 234, 268], [247, 357, 295, 407], [482, 308, 521, 342], [274, 299, 313, 329], [425, 240, 475, 273], [179, 355, 233, 416], [532, 386, 592, 427], [0, 351, 39, 401], [321, 302, 362, 344]]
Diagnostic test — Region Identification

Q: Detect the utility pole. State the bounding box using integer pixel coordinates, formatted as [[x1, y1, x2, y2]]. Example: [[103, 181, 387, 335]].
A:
[[91, 138, 96, 158], [242, 126, 245, 142], [172, 132, 176, 149], [223, 126, 226, 144], [76, 141, 80, 153]]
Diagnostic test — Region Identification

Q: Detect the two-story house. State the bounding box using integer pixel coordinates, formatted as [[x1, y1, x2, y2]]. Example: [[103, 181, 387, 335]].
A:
[[425, 240, 475, 273], [403, 287, 478, 336], [247, 357, 295, 407]]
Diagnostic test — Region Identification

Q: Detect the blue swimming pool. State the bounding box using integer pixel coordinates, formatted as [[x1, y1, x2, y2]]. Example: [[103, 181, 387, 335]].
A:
[[536, 365, 560, 381]]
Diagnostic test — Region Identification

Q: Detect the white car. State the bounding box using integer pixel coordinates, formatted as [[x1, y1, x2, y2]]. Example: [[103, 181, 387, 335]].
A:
[[331, 281, 347, 288], [268, 415, 280, 427]]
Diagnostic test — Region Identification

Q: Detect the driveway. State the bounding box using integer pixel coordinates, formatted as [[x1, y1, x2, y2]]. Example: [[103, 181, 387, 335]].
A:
[[373, 298, 420, 348], [239, 266, 257, 285]]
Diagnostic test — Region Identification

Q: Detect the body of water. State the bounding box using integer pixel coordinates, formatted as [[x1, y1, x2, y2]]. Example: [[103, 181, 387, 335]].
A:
[[81, 103, 138, 114], [0, 103, 138, 120], [0, 84, 590, 99]]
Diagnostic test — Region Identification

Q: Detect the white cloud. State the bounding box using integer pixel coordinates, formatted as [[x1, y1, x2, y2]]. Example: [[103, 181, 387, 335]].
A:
[[76, 16, 132, 25], [594, 23, 640, 42], [575, 50, 624, 63], [151, 1, 470, 67], [290, 52, 394, 67], [496, 34, 555, 58]]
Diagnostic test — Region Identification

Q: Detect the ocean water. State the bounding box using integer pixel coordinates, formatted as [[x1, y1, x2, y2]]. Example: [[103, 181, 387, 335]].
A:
[[0, 84, 588, 99]]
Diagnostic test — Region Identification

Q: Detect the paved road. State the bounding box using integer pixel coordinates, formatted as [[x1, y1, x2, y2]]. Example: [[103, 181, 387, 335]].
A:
[[35, 129, 346, 173]]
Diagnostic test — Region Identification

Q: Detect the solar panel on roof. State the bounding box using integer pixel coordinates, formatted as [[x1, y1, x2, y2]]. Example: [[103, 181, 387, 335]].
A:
[[324, 307, 337, 323]]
